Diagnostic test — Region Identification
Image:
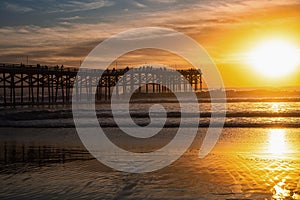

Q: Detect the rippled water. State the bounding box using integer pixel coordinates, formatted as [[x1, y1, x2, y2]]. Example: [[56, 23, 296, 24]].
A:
[[1, 101, 300, 128], [1, 100, 300, 199]]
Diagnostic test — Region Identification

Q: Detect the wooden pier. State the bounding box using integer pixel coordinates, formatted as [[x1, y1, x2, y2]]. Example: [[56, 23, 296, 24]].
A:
[[0, 63, 203, 106]]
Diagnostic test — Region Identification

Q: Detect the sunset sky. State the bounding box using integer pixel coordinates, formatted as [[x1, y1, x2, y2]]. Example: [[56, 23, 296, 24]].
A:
[[0, 0, 300, 88]]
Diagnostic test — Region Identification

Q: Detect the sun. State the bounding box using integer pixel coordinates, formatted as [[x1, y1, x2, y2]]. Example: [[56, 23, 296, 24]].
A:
[[246, 39, 300, 78]]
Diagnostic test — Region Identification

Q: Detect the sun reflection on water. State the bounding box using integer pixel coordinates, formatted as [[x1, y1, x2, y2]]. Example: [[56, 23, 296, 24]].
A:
[[267, 129, 289, 157], [272, 178, 300, 200], [267, 129, 298, 199], [270, 102, 286, 112], [272, 179, 292, 199]]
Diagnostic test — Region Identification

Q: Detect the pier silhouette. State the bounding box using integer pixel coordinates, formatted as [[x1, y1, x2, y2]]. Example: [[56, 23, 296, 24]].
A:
[[0, 63, 203, 106]]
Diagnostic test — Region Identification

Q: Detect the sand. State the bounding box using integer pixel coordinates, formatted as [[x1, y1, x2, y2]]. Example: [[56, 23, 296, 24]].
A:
[[1, 127, 300, 199]]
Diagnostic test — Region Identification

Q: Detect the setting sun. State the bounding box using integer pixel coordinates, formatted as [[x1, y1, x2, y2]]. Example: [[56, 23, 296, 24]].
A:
[[246, 39, 300, 78]]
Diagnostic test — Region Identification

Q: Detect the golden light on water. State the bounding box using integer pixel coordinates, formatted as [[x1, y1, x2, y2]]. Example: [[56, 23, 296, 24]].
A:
[[270, 102, 285, 113], [266, 129, 297, 199], [267, 129, 288, 157], [272, 179, 293, 199]]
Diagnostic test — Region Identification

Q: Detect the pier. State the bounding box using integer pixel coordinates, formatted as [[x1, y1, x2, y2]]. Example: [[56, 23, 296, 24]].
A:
[[0, 63, 203, 106]]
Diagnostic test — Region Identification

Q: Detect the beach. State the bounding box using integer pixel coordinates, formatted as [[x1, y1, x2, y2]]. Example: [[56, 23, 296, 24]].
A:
[[1, 127, 300, 199], [1, 0, 300, 198], [1, 99, 300, 199]]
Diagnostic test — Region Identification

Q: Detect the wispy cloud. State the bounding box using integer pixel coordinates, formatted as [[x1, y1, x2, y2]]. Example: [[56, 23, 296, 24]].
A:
[[50, 0, 114, 13], [0, 0, 300, 67], [4, 2, 34, 13], [58, 16, 82, 21], [147, 0, 177, 3], [132, 1, 147, 8]]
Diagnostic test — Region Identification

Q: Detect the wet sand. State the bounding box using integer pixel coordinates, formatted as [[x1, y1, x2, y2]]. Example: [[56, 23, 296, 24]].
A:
[[1, 127, 300, 199]]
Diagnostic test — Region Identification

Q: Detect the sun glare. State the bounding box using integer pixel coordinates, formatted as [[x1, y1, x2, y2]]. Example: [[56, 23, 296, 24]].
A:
[[246, 39, 300, 78], [268, 129, 288, 156]]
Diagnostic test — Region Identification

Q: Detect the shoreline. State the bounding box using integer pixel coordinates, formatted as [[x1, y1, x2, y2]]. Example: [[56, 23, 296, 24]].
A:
[[1, 96, 300, 107]]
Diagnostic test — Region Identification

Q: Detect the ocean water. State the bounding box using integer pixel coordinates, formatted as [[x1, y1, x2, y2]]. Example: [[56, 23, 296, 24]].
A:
[[1, 100, 300, 128], [1, 99, 300, 199]]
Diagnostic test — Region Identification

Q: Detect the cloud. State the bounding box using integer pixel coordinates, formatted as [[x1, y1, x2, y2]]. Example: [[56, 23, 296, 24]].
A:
[[147, 0, 177, 3], [4, 2, 34, 13], [58, 15, 82, 21], [0, 0, 300, 67], [50, 0, 115, 13], [0, 22, 128, 66], [131, 1, 147, 8]]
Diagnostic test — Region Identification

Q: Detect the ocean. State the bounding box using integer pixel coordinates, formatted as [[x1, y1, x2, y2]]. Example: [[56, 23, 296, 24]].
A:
[[1, 98, 300, 199]]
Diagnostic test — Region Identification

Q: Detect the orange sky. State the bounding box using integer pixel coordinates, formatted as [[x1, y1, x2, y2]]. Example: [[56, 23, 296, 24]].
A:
[[187, 2, 300, 88], [1, 0, 300, 88]]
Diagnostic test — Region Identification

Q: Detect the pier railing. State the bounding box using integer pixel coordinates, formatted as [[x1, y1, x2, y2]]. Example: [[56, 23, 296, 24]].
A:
[[0, 63, 202, 106]]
